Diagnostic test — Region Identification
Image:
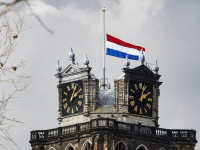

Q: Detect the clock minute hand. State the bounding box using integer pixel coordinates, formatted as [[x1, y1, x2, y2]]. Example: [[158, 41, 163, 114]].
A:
[[138, 86, 145, 102], [70, 84, 77, 102]]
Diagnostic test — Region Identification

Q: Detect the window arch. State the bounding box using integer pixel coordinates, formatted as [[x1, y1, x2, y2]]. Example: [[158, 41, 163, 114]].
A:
[[115, 141, 128, 150], [81, 140, 92, 150], [49, 148, 56, 150], [65, 143, 75, 150], [159, 148, 166, 150], [136, 144, 148, 150]]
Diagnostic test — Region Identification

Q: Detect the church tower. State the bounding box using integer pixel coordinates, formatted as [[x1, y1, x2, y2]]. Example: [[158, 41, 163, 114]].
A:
[[30, 48, 197, 150]]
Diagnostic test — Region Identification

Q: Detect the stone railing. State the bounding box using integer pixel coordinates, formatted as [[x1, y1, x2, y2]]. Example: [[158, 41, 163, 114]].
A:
[[30, 119, 196, 141]]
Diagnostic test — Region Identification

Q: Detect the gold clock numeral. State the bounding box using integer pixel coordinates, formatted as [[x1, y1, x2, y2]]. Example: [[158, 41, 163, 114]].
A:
[[134, 105, 138, 112], [129, 96, 134, 99], [142, 84, 147, 91], [144, 108, 147, 113], [67, 85, 70, 91], [63, 98, 67, 102], [139, 83, 142, 89], [64, 92, 67, 96], [146, 103, 151, 109], [78, 101, 82, 106], [130, 100, 135, 107], [67, 107, 70, 113], [130, 88, 135, 93], [63, 103, 68, 109], [76, 106, 78, 111], [139, 108, 142, 114], [79, 95, 83, 98], [134, 84, 138, 90], [71, 108, 74, 114], [71, 83, 74, 89], [148, 98, 152, 102]]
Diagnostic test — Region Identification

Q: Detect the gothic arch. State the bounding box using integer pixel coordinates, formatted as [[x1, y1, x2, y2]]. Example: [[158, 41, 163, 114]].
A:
[[159, 148, 166, 150], [81, 140, 92, 150], [115, 141, 128, 150], [65, 143, 75, 150], [49, 147, 56, 150], [136, 144, 148, 150]]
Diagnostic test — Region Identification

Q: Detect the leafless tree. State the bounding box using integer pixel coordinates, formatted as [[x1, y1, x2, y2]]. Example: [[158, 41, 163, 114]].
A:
[[0, 0, 53, 148]]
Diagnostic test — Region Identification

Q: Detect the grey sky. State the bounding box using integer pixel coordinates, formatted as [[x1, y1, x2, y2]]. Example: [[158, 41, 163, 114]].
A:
[[1, 0, 200, 149]]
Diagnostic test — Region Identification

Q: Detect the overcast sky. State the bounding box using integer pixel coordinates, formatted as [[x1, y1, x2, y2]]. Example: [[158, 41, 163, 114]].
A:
[[1, 0, 200, 149]]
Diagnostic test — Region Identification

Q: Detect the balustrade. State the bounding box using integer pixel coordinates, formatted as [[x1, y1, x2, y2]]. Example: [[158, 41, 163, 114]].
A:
[[30, 119, 196, 141]]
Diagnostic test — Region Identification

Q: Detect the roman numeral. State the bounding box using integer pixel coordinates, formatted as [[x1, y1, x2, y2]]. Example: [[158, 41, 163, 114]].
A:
[[139, 83, 142, 89], [78, 101, 82, 106], [130, 89, 135, 93], [139, 108, 142, 114], [63, 103, 68, 109], [146, 103, 151, 109], [134, 84, 138, 90], [76, 106, 78, 111], [67, 107, 70, 113], [129, 96, 134, 99], [142, 84, 147, 91], [144, 108, 147, 113], [130, 100, 135, 107], [71, 83, 74, 89], [64, 92, 67, 96], [134, 105, 138, 112], [79, 95, 83, 98], [71, 108, 74, 114], [63, 98, 67, 102], [67, 85, 70, 91], [148, 98, 152, 102]]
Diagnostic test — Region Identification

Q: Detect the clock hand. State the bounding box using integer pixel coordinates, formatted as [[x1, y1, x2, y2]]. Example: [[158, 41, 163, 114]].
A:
[[143, 92, 151, 99], [70, 84, 77, 102], [138, 85, 145, 102], [73, 88, 82, 98]]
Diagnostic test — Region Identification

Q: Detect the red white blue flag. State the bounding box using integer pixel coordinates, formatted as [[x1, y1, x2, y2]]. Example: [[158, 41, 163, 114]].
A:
[[106, 34, 145, 60]]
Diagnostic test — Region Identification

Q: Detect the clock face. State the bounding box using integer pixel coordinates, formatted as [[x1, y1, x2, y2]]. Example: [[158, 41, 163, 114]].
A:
[[128, 80, 153, 117], [61, 80, 83, 116]]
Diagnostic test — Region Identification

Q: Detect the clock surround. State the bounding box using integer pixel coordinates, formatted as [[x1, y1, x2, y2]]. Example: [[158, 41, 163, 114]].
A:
[[128, 80, 153, 117], [61, 80, 83, 117]]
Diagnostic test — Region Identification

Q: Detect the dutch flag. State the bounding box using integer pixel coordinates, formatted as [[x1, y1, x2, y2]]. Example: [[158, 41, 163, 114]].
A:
[[106, 34, 145, 60]]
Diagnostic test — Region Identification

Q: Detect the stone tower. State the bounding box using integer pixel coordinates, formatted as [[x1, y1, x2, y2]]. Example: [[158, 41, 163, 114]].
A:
[[29, 48, 197, 150]]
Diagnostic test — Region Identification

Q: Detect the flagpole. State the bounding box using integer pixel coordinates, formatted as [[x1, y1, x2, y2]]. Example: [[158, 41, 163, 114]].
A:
[[103, 7, 106, 89]]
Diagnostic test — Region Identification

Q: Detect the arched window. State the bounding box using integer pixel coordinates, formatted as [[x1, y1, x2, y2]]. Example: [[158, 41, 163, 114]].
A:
[[49, 148, 56, 150], [65, 143, 75, 150], [115, 142, 128, 150], [82, 140, 92, 150], [136, 144, 148, 150]]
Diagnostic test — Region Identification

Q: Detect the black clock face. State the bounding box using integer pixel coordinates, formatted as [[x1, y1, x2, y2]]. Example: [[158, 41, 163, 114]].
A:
[[62, 80, 83, 116], [128, 80, 153, 117]]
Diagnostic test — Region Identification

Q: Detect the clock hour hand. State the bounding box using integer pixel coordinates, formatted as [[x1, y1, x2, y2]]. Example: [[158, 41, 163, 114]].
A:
[[73, 88, 82, 98], [142, 92, 151, 99]]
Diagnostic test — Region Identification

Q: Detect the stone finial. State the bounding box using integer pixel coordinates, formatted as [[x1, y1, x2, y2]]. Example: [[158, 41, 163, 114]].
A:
[[139, 48, 145, 66], [124, 55, 130, 68], [69, 48, 75, 64], [56, 61, 62, 72], [153, 60, 159, 74], [83, 54, 89, 67], [76, 62, 79, 66]]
